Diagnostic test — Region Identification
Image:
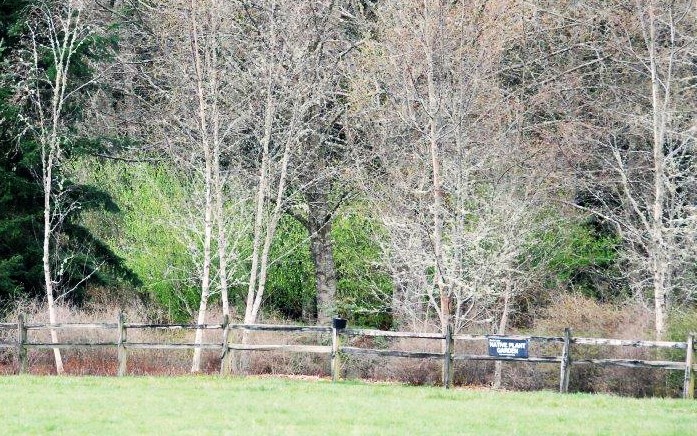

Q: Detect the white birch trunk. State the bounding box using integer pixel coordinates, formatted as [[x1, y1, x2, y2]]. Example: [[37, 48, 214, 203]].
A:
[[34, 1, 88, 374], [248, 129, 293, 323], [214, 135, 229, 318], [43, 144, 64, 375], [645, 1, 669, 340], [189, 0, 214, 372], [244, 80, 274, 325], [244, 2, 279, 326]]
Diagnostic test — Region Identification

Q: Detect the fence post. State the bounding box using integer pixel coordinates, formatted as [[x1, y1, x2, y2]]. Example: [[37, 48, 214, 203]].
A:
[[117, 311, 127, 376], [17, 313, 27, 374], [684, 334, 695, 399], [443, 323, 454, 389], [559, 327, 571, 394], [220, 315, 231, 376], [331, 325, 341, 382]]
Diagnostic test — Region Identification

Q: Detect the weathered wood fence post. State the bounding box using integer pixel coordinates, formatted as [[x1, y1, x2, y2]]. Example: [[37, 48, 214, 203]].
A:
[[331, 325, 340, 382], [559, 327, 572, 393], [443, 323, 454, 389], [17, 313, 27, 374], [117, 311, 127, 376], [220, 315, 231, 375], [684, 334, 695, 399]]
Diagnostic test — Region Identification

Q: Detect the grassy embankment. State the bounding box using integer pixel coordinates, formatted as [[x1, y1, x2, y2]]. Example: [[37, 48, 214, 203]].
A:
[[0, 376, 695, 435]]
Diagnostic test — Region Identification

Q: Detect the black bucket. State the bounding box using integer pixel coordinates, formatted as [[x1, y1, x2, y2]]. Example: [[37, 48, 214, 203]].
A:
[[332, 317, 347, 330]]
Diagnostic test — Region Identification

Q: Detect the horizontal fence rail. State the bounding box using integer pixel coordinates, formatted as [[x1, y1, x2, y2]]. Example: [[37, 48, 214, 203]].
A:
[[0, 314, 694, 399], [571, 337, 688, 349]]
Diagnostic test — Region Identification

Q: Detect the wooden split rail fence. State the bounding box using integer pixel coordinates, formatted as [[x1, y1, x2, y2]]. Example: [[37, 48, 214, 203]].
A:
[[1, 315, 695, 398]]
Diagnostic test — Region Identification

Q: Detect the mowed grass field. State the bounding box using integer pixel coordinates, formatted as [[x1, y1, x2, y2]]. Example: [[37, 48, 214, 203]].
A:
[[1, 376, 696, 435]]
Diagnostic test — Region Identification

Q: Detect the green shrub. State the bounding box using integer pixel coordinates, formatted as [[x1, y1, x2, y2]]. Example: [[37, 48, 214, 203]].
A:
[[264, 211, 393, 328], [77, 160, 198, 321]]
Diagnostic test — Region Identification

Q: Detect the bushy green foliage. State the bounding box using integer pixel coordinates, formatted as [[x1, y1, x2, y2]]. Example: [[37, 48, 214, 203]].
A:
[[0, 143, 139, 307], [333, 212, 392, 328], [77, 160, 198, 320], [537, 216, 621, 301], [263, 212, 392, 327], [78, 157, 393, 325], [263, 216, 315, 320]]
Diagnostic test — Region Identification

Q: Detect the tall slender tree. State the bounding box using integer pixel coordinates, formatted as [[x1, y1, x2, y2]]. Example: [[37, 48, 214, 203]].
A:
[[19, 0, 99, 374], [12, 0, 137, 371]]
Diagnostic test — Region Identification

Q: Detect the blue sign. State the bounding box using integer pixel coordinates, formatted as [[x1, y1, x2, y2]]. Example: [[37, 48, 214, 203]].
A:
[[488, 338, 529, 358]]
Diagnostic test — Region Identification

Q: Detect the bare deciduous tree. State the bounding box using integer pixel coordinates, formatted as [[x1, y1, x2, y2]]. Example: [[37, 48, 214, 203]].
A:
[[239, 0, 366, 325], [360, 0, 545, 333], [18, 0, 105, 374], [148, 0, 251, 371], [523, 0, 697, 339]]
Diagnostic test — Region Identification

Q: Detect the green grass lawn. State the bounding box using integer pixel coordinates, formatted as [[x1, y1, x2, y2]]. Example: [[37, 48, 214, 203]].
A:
[[0, 376, 695, 435]]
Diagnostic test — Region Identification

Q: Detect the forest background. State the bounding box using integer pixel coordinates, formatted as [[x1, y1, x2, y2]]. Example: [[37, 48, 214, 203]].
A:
[[1, 0, 696, 379]]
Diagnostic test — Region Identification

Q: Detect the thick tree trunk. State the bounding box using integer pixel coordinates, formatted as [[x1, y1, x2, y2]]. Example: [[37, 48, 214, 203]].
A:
[[191, 164, 213, 372], [215, 157, 229, 318], [306, 189, 338, 325]]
